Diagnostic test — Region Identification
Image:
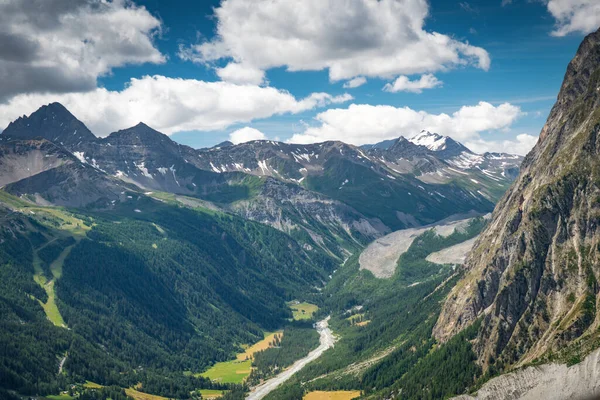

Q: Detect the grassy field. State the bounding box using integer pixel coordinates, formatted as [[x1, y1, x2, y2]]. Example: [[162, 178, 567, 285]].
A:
[[200, 359, 252, 384], [125, 388, 169, 400], [32, 248, 68, 328], [45, 395, 73, 400], [303, 391, 361, 400], [0, 190, 91, 237], [201, 330, 283, 383], [288, 301, 319, 320], [237, 331, 283, 361], [198, 389, 229, 399], [83, 381, 103, 389]]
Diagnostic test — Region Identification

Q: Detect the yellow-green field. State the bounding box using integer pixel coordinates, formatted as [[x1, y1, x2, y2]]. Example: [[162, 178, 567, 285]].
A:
[[288, 301, 319, 320], [125, 388, 169, 400], [46, 395, 73, 400], [32, 248, 68, 328], [83, 381, 103, 389], [200, 359, 252, 384], [198, 389, 229, 399], [303, 390, 362, 400], [0, 190, 91, 237], [237, 331, 283, 361], [201, 330, 282, 383]]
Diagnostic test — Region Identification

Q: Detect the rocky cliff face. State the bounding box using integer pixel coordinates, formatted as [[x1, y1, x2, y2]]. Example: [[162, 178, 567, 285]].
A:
[[1, 102, 95, 146], [434, 28, 600, 370]]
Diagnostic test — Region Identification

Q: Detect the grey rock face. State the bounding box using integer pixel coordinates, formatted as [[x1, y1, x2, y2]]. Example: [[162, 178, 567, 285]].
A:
[[1, 102, 96, 146], [434, 28, 600, 373]]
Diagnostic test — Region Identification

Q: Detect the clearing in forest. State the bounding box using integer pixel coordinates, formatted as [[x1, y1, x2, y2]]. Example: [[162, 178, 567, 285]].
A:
[[288, 301, 319, 320], [202, 330, 284, 383], [200, 359, 252, 384], [303, 390, 361, 400], [237, 331, 284, 361], [125, 388, 169, 400], [198, 389, 229, 399], [32, 243, 75, 328]]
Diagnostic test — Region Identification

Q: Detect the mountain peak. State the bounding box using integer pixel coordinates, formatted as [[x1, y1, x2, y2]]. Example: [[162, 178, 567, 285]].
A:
[[409, 130, 448, 151], [1, 102, 96, 146], [104, 122, 175, 148]]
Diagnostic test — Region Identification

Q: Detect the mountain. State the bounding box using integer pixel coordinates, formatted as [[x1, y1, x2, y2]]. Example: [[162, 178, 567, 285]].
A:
[[0, 139, 133, 208], [194, 138, 513, 229], [0, 188, 337, 397], [434, 27, 600, 374], [0, 102, 96, 146], [0, 108, 523, 256]]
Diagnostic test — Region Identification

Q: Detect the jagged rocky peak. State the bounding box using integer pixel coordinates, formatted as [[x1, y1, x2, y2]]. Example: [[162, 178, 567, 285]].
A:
[[104, 122, 174, 147], [434, 27, 600, 371], [1, 102, 96, 146], [409, 130, 472, 158]]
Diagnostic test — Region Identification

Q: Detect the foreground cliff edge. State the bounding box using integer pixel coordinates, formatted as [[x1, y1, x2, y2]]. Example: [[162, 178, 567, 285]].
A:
[[435, 25, 600, 382]]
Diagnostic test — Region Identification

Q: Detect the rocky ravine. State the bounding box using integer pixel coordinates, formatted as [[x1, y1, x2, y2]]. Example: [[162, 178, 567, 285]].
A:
[[434, 27, 600, 372]]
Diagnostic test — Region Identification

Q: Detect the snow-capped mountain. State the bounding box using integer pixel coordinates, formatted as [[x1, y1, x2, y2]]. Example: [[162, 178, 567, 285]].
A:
[[0, 103, 523, 255]]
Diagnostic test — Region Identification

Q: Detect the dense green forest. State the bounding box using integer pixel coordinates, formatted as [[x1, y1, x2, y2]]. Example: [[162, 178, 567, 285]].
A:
[[0, 192, 335, 398], [0, 185, 488, 400], [263, 218, 488, 399]]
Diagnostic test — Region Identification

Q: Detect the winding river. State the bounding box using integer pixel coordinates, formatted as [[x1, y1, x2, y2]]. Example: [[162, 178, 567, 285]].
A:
[[246, 317, 335, 400]]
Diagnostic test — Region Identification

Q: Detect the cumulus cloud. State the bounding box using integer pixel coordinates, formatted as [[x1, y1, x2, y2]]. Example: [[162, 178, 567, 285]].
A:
[[343, 77, 368, 89], [0, 0, 165, 102], [215, 63, 266, 85], [465, 134, 539, 156], [288, 102, 523, 147], [383, 74, 443, 93], [0, 76, 352, 136], [229, 127, 267, 144], [547, 0, 600, 36], [179, 0, 490, 82]]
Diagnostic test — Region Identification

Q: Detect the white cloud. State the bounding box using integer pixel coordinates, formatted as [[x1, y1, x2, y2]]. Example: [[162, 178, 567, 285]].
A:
[[288, 102, 523, 148], [383, 74, 443, 93], [547, 0, 600, 36], [343, 77, 367, 89], [465, 134, 539, 156], [229, 127, 267, 144], [215, 62, 266, 85], [0, 76, 352, 137], [180, 0, 490, 82], [0, 0, 165, 102]]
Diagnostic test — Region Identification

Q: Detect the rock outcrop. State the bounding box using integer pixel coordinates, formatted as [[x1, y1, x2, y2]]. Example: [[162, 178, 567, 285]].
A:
[[434, 28, 600, 370]]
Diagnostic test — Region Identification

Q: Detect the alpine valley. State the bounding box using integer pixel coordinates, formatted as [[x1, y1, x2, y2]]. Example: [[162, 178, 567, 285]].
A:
[[4, 25, 600, 400]]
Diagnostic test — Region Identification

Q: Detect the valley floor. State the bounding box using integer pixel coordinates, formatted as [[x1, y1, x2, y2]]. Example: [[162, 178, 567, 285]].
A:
[[246, 318, 335, 400]]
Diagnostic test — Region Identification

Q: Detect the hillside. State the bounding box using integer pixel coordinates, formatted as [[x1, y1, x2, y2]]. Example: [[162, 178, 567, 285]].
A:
[[0, 189, 336, 398], [434, 27, 600, 374]]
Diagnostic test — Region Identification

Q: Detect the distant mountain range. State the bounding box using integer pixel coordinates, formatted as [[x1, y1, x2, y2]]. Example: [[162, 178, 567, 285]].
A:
[[0, 102, 522, 258]]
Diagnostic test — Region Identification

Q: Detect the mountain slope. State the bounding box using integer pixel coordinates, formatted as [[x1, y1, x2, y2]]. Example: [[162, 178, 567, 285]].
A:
[[434, 27, 600, 372], [0, 190, 336, 397], [0, 102, 95, 146], [196, 139, 502, 229], [0, 139, 133, 208]]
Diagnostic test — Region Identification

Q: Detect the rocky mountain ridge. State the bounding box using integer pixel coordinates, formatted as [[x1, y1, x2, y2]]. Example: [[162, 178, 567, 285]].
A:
[[0, 103, 522, 256], [434, 27, 600, 373]]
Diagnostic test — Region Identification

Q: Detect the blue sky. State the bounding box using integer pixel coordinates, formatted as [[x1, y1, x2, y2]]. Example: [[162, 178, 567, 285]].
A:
[[0, 0, 597, 154]]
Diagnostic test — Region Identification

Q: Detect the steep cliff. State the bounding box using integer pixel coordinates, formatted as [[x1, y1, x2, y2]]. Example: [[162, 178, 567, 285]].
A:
[[434, 28, 600, 370]]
